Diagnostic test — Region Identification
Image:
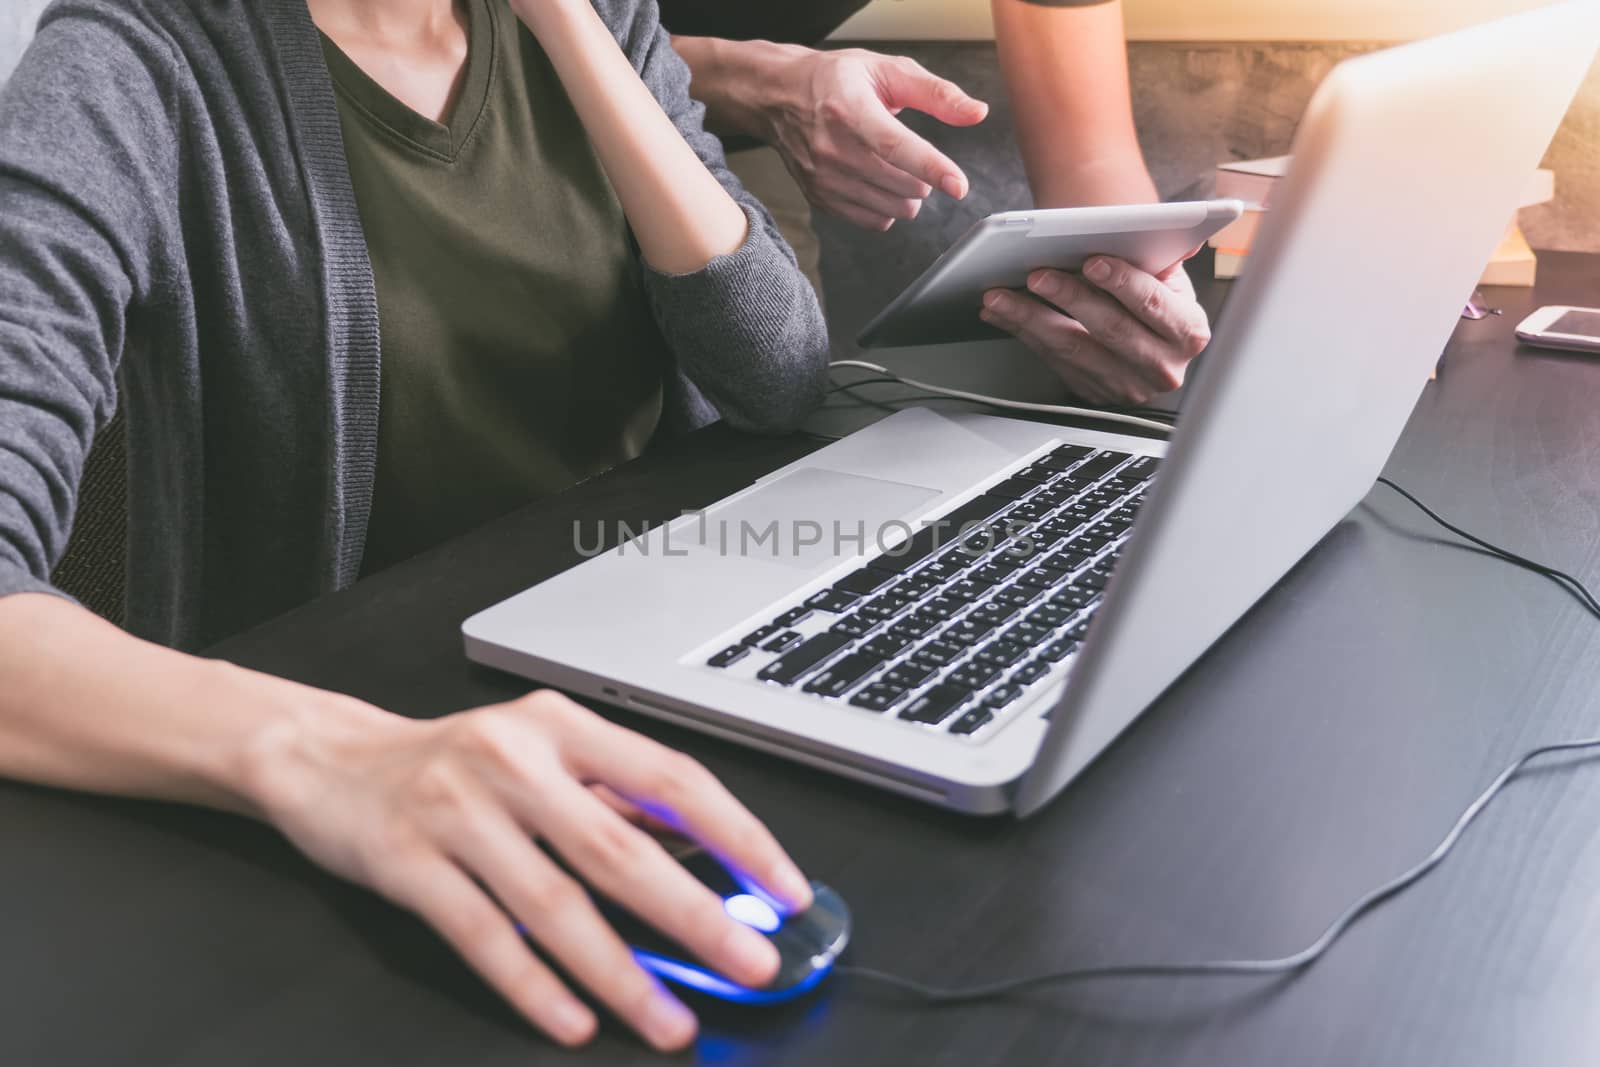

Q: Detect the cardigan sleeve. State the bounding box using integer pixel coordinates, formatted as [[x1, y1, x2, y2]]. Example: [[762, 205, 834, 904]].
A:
[[0, 6, 177, 602], [594, 0, 832, 435]]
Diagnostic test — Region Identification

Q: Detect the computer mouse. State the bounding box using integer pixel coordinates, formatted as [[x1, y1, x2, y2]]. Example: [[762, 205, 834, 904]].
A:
[[603, 848, 851, 1005]]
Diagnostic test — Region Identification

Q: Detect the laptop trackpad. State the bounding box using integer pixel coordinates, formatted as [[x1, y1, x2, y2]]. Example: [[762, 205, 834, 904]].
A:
[[679, 468, 941, 570]]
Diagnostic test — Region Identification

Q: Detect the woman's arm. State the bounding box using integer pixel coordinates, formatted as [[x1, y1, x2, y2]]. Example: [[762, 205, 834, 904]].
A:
[[0, 11, 809, 1051], [511, 0, 831, 433]]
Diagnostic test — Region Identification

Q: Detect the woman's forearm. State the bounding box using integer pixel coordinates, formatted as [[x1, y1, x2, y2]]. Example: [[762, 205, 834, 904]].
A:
[[0, 592, 383, 816], [670, 36, 806, 142], [515, 1, 748, 275]]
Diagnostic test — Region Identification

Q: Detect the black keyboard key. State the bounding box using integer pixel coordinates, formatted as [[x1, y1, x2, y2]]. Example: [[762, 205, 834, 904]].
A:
[[970, 563, 1015, 587], [1007, 501, 1051, 524], [1065, 621, 1092, 642], [976, 639, 1028, 667], [1004, 620, 1052, 646], [1077, 567, 1114, 592], [985, 685, 1024, 709], [1029, 603, 1073, 627], [950, 707, 994, 736], [803, 654, 882, 697], [920, 596, 965, 620], [1068, 451, 1131, 485], [883, 661, 935, 688], [833, 568, 895, 597], [1041, 639, 1079, 662], [920, 556, 970, 582], [863, 632, 913, 659], [922, 495, 1012, 546], [775, 607, 813, 628], [1043, 549, 1093, 574], [1052, 586, 1099, 611], [912, 640, 964, 668], [805, 589, 859, 613], [969, 601, 1020, 626], [707, 645, 749, 668], [758, 632, 851, 686], [860, 592, 914, 620], [984, 475, 1039, 502], [1122, 456, 1161, 483], [850, 683, 908, 712], [900, 684, 972, 725], [897, 611, 942, 637], [944, 617, 997, 646], [993, 585, 1040, 609], [941, 579, 985, 603], [1012, 464, 1057, 485], [948, 662, 1002, 691], [740, 624, 779, 647], [895, 574, 940, 598], [1012, 660, 1051, 685], [866, 525, 940, 575], [1015, 564, 1069, 591], [1037, 444, 1095, 471], [829, 612, 877, 638], [762, 630, 802, 653]]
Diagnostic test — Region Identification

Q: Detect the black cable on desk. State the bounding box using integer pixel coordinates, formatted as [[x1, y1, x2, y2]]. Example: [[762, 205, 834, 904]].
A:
[[838, 477, 1600, 1005]]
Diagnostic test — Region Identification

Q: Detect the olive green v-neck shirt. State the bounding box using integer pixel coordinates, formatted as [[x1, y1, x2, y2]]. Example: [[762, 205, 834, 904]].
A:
[[322, 0, 671, 576]]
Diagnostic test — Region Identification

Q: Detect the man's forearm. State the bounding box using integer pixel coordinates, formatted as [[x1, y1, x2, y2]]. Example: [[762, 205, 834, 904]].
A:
[[671, 35, 806, 141], [993, 0, 1158, 208]]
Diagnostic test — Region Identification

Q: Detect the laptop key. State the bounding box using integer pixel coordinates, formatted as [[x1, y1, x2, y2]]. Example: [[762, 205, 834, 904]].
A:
[[947, 662, 1002, 691], [758, 632, 852, 686], [805, 589, 859, 614], [993, 585, 1040, 609], [829, 612, 877, 638], [803, 653, 882, 697], [849, 683, 909, 712], [920, 596, 965, 620], [976, 639, 1028, 667], [740, 624, 780, 647], [950, 707, 994, 736], [1005, 620, 1052, 646], [944, 617, 996, 646], [707, 645, 749, 668], [1041, 639, 1079, 662], [900, 684, 972, 725], [969, 601, 1020, 626], [775, 607, 813, 628], [985, 685, 1025, 709], [1122, 456, 1161, 483], [1052, 586, 1099, 611], [1029, 603, 1073, 627], [1037, 444, 1095, 471], [897, 611, 943, 637], [984, 475, 1040, 502], [866, 525, 941, 575], [895, 574, 941, 598], [863, 632, 913, 659], [883, 661, 935, 689], [762, 630, 803, 653], [912, 640, 964, 668], [1068, 451, 1132, 485], [833, 567, 895, 597], [1012, 660, 1051, 685]]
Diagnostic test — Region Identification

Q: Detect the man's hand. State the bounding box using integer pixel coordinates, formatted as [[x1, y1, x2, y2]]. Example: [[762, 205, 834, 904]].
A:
[[981, 257, 1211, 406], [763, 48, 988, 230], [249, 689, 811, 1051], [678, 39, 989, 231]]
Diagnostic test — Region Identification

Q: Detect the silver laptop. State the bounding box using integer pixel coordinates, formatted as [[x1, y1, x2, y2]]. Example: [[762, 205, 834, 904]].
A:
[[466, 2, 1600, 817]]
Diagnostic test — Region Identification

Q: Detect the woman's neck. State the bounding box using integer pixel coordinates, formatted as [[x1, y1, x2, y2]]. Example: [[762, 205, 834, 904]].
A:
[[309, 0, 473, 125], [307, 0, 463, 44]]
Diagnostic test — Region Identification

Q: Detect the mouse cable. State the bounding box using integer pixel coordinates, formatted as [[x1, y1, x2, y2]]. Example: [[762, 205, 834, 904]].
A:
[[838, 479, 1600, 1005], [829, 360, 1179, 435]]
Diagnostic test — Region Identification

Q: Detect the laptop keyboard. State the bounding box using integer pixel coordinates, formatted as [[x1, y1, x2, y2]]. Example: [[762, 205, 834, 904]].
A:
[[701, 446, 1157, 739]]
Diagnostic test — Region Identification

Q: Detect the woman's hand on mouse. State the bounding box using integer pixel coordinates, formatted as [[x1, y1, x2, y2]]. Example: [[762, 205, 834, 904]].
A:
[[981, 256, 1212, 407], [244, 688, 812, 1051]]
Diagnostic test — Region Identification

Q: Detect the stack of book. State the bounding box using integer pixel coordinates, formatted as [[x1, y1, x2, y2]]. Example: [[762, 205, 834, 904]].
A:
[[1208, 156, 1555, 286]]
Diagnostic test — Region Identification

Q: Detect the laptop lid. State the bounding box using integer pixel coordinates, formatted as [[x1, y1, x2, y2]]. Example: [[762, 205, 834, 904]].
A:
[[1016, 1, 1600, 816]]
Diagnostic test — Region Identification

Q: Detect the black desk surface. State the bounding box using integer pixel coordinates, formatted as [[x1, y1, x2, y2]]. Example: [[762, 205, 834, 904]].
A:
[[6, 253, 1600, 1066]]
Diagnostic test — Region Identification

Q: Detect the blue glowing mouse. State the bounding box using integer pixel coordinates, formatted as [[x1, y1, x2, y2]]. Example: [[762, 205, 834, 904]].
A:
[[607, 849, 851, 1005]]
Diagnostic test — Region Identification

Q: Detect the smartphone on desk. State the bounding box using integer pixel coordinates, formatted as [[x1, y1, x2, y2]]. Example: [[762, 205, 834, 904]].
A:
[[1515, 306, 1600, 355], [857, 199, 1244, 349]]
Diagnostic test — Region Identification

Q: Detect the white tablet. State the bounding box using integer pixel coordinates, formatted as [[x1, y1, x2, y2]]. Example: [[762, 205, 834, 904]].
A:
[[857, 200, 1245, 349]]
